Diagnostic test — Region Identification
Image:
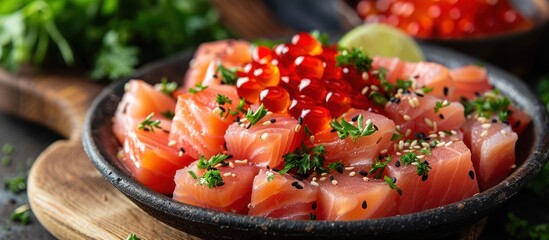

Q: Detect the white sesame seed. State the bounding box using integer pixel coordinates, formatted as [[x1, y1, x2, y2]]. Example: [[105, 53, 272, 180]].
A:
[[229, 161, 235, 168], [450, 130, 458, 135], [363, 177, 369, 181], [408, 99, 416, 108], [511, 164, 517, 169], [399, 140, 404, 150], [500, 129, 507, 135], [311, 181, 319, 187], [396, 152, 402, 156], [361, 86, 370, 95], [421, 142, 430, 148], [482, 123, 491, 129], [403, 114, 412, 121], [168, 140, 177, 146], [433, 121, 438, 131], [260, 132, 269, 141], [380, 149, 388, 154], [349, 171, 356, 177], [411, 162, 419, 166], [396, 125, 401, 131], [417, 155, 425, 159], [424, 117, 433, 127], [429, 133, 438, 138], [262, 121, 271, 126], [410, 140, 418, 148], [480, 130, 488, 137], [445, 141, 453, 147], [178, 151, 184, 157], [477, 117, 487, 123], [413, 145, 421, 150], [319, 177, 327, 181], [362, 72, 369, 81], [404, 142, 410, 148], [214, 163, 223, 168], [321, 172, 328, 176], [405, 128, 412, 137], [370, 85, 379, 91], [345, 166, 355, 171], [235, 159, 248, 164], [452, 138, 460, 142], [294, 124, 302, 133], [231, 173, 236, 177], [266, 111, 273, 115], [240, 117, 247, 123], [331, 180, 338, 185], [223, 172, 232, 177], [436, 142, 445, 147], [310, 135, 315, 143]]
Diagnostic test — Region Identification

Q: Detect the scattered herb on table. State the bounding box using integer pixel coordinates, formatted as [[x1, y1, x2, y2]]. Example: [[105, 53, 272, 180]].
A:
[[5, 174, 27, 194], [280, 144, 327, 175], [126, 233, 142, 240], [2, 143, 15, 166], [10, 204, 31, 224], [506, 213, 549, 240]]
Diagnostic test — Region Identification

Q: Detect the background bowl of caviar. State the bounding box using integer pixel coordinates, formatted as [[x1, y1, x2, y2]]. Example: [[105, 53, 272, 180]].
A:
[[348, 0, 549, 78], [83, 45, 549, 239]]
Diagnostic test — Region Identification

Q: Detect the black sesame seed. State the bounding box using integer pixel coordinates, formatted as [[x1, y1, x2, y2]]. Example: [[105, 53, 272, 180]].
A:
[[246, 122, 252, 129], [213, 74, 218, 79], [330, 128, 337, 133], [392, 177, 397, 183], [376, 137, 382, 144], [492, 119, 498, 123], [359, 170, 368, 176], [223, 142, 228, 150], [502, 120, 510, 125], [163, 129, 170, 134], [443, 87, 449, 97], [272, 168, 280, 172], [330, 175, 335, 181], [298, 117, 303, 125], [389, 97, 397, 103], [219, 106, 226, 112], [362, 200, 367, 209], [421, 174, 428, 181], [351, 115, 359, 122], [234, 116, 240, 122], [336, 165, 344, 174], [416, 92, 424, 97], [468, 170, 475, 180], [474, 91, 481, 97], [270, 118, 276, 123], [291, 181, 303, 189], [312, 202, 317, 210], [403, 89, 411, 94], [373, 125, 379, 131], [221, 161, 229, 167], [266, 166, 270, 170], [179, 147, 186, 153], [216, 181, 225, 186], [395, 161, 401, 167], [439, 114, 445, 120], [208, 167, 218, 171], [292, 175, 304, 181], [395, 98, 401, 104]]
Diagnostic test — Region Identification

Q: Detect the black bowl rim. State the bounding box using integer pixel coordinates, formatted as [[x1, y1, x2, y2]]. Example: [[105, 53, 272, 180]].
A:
[[82, 44, 549, 237]]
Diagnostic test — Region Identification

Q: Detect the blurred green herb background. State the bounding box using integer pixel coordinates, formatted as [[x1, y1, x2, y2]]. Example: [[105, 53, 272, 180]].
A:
[[0, 0, 231, 80]]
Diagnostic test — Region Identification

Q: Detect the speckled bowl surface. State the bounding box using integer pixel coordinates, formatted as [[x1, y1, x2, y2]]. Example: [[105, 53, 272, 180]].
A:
[[83, 45, 549, 240]]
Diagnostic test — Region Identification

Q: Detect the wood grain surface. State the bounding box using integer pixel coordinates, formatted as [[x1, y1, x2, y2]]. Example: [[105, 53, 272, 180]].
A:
[[0, 68, 196, 239]]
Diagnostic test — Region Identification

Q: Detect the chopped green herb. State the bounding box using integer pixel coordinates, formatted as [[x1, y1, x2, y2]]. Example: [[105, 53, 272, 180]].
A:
[[245, 104, 268, 126], [217, 65, 238, 85], [235, 98, 247, 114], [368, 91, 388, 106], [396, 79, 413, 89], [5, 175, 27, 194], [280, 144, 326, 175], [384, 176, 402, 195], [216, 94, 233, 105], [197, 154, 231, 169], [252, 38, 284, 49], [161, 110, 175, 120], [267, 174, 275, 182], [391, 133, 403, 141], [434, 100, 451, 113], [188, 170, 198, 180], [126, 234, 142, 240], [420, 148, 432, 155], [10, 204, 31, 225], [309, 213, 317, 220], [3, 143, 14, 155], [398, 152, 431, 178], [330, 114, 377, 142], [422, 86, 434, 93], [461, 90, 512, 121], [505, 213, 549, 240], [336, 47, 372, 72], [310, 30, 329, 45], [1, 156, 11, 166], [156, 77, 177, 96], [327, 160, 344, 172], [199, 169, 223, 188], [400, 152, 417, 165], [416, 161, 431, 177], [369, 155, 392, 179], [137, 113, 162, 133], [188, 83, 208, 94]]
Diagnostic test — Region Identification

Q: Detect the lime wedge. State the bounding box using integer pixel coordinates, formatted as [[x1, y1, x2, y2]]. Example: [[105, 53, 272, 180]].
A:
[[339, 23, 425, 62]]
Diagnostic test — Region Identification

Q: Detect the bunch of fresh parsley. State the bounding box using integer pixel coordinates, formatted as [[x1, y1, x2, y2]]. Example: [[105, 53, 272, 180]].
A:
[[0, 0, 231, 80]]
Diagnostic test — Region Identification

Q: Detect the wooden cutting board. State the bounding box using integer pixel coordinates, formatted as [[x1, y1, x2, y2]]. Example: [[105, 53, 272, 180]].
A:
[[0, 68, 197, 239]]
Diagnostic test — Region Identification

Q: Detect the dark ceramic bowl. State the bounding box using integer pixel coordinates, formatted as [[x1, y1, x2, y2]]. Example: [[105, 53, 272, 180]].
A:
[[83, 45, 549, 240]]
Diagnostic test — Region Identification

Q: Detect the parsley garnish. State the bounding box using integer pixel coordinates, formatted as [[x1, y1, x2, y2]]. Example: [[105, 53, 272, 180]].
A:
[[420, 148, 432, 155], [396, 79, 413, 89], [368, 91, 388, 106], [10, 204, 31, 225], [199, 169, 223, 188], [137, 113, 162, 133], [369, 155, 392, 179], [188, 83, 208, 94], [309, 213, 317, 220], [236, 98, 247, 114], [336, 47, 372, 72], [5, 175, 26, 194], [461, 90, 512, 122], [391, 133, 402, 141], [216, 94, 233, 105], [422, 86, 434, 93], [197, 154, 232, 169], [399, 152, 431, 178], [280, 144, 326, 175], [310, 30, 329, 45], [245, 104, 268, 126], [267, 174, 275, 182], [156, 77, 177, 96], [188, 170, 198, 180], [217, 65, 238, 85], [2, 143, 14, 166], [126, 234, 142, 240], [330, 114, 377, 142], [384, 176, 402, 195], [434, 100, 451, 113], [327, 160, 344, 173], [161, 110, 175, 119]]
